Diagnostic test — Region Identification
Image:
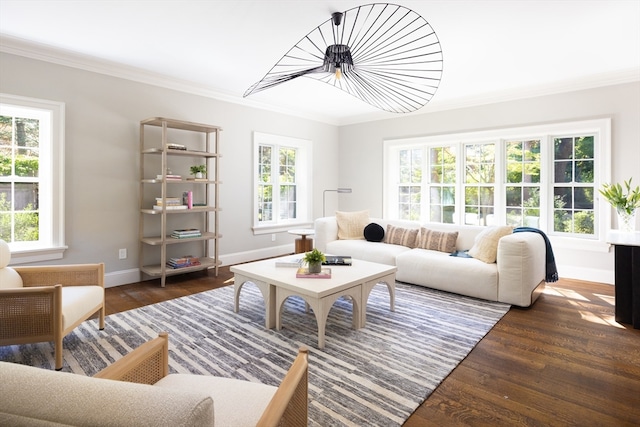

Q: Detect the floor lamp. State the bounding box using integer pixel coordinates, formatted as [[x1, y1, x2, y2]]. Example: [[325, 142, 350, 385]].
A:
[[323, 188, 352, 217]]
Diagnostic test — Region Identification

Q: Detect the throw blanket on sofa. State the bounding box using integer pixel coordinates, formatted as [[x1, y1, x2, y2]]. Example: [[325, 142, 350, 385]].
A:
[[514, 227, 559, 282]]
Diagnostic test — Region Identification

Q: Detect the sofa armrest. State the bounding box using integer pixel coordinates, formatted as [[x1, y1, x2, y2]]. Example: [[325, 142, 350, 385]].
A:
[[314, 217, 339, 253], [497, 233, 546, 307], [94, 332, 169, 384], [13, 263, 105, 289]]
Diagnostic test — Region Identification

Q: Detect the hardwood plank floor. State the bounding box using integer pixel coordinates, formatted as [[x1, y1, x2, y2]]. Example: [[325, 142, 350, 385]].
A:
[[105, 271, 640, 426]]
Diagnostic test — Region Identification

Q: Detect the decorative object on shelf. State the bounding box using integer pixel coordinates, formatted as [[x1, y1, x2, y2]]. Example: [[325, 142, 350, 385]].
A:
[[303, 248, 326, 274], [243, 3, 443, 113], [189, 164, 207, 179], [323, 188, 352, 217], [600, 178, 640, 233]]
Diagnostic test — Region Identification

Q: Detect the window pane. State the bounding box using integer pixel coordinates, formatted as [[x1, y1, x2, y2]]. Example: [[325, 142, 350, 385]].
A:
[[575, 136, 594, 159], [575, 160, 593, 183], [554, 161, 572, 183], [574, 187, 593, 209], [554, 137, 573, 160]]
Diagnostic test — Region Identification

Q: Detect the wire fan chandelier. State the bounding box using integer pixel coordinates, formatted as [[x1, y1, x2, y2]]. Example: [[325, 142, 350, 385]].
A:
[[244, 3, 443, 113]]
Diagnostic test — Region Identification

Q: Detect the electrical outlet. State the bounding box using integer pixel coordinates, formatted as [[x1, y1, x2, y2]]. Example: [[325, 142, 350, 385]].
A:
[[118, 248, 127, 259], [271, 233, 276, 242]]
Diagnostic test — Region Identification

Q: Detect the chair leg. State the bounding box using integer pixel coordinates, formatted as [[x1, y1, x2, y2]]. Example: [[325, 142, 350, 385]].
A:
[[55, 336, 63, 371], [99, 306, 105, 330]]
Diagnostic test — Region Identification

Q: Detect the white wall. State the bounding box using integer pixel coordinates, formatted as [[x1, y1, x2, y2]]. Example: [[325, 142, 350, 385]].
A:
[[0, 52, 340, 285], [338, 82, 640, 284]]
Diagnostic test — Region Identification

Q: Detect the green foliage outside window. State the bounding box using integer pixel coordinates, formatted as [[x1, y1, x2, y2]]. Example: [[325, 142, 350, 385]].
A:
[[0, 194, 39, 242]]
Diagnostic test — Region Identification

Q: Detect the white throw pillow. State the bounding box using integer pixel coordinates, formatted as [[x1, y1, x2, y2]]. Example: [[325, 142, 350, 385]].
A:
[[468, 226, 513, 263], [336, 210, 370, 240]]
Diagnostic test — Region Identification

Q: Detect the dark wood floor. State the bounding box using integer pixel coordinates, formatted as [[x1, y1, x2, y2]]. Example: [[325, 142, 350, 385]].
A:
[[105, 270, 640, 426]]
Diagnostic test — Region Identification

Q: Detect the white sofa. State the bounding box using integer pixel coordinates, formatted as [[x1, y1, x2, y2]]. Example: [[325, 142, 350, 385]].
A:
[[314, 216, 547, 307]]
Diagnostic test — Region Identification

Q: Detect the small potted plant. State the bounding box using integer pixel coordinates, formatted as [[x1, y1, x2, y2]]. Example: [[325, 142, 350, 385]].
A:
[[600, 178, 640, 232], [303, 248, 326, 274], [189, 164, 207, 179]]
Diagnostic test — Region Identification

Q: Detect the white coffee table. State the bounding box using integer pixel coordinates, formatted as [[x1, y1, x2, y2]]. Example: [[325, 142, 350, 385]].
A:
[[231, 255, 396, 348]]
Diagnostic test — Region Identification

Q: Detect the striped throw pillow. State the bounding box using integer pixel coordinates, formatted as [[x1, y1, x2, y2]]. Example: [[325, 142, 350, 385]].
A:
[[417, 228, 458, 253], [384, 225, 419, 248]]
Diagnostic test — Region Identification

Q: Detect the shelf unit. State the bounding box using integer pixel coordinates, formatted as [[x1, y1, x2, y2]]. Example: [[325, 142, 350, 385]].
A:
[[139, 117, 222, 286]]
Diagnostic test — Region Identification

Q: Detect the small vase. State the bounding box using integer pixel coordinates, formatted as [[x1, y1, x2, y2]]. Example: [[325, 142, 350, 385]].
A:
[[616, 208, 637, 233], [308, 262, 322, 274], [195, 172, 203, 179]]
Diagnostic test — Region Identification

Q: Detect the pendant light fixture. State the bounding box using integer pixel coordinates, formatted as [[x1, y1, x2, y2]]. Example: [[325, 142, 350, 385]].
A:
[[244, 3, 443, 113]]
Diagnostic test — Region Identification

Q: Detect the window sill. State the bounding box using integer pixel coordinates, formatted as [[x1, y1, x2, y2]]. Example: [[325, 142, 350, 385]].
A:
[[253, 223, 314, 235], [549, 236, 611, 253], [7, 245, 68, 265]]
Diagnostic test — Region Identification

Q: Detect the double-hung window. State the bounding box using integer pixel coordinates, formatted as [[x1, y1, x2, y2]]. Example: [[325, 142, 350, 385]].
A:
[[253, 132, 311, 233], [0, 94, 65, 262], [384, 119, 610, 242]]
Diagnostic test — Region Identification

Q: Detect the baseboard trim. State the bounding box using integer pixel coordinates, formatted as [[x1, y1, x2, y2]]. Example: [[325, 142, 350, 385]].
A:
[[557, 264, 614, 285], [105, 244, 293, 288]]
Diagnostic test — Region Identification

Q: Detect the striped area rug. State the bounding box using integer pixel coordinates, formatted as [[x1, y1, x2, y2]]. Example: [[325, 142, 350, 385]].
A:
[[1, 283, 509, 426]]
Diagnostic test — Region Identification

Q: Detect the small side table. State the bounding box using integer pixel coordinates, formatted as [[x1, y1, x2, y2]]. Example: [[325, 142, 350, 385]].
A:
[[288, 229, 315, 254]]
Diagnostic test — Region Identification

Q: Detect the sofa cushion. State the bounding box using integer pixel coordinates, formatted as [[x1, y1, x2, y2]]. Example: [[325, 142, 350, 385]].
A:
[[396, 249, 499, 301], [417, 228, 458, 253], [384, 225, 419, 248], [468, 226, 513, 263], [364, 223, 385, 242], [0, 361, 214, 426], [155, 374, 277, 427], [336, 210, 369, 240]]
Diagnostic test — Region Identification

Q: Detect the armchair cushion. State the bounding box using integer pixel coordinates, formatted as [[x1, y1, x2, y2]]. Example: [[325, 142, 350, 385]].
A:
[[155, 375, 278, 427], [0, 361, 214, 426], [61, 286, 104, 330]]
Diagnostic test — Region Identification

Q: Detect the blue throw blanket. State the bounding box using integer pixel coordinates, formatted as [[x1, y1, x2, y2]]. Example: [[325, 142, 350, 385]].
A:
[[513, 227, 559, 282]]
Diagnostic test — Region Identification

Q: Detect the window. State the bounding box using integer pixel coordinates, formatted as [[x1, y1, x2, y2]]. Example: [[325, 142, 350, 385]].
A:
[[253, 132, 311, 233], [384, 119, 611, 242], [0, 94, 65, 262]]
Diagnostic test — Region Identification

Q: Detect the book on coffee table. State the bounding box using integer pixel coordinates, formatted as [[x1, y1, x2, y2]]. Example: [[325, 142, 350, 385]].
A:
[[323, 255, 352, 266], [296, 267, 332, 278]]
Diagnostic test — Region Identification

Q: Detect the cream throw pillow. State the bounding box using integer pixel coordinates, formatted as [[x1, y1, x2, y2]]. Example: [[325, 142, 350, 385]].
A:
[[384, 225, 419, 248], [417, 228, 458, 253], [468, 226, 513, 263], [336, 210, 370, 240]]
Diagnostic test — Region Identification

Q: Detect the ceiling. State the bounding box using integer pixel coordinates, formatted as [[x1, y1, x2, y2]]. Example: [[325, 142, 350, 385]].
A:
[[1, 0, 639, 125]]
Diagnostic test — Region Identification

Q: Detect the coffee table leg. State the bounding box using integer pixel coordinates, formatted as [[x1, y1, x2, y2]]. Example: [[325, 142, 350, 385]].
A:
[[234, 274, 275, 329], [361, 273, 396, 326], [276, 285, 362, 349]]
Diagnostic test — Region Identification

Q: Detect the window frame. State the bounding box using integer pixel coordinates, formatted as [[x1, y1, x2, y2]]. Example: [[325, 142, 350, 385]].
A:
[[0, 93, 66, 263], [383, 118, 611, 251], [252, 131, 312, 234]]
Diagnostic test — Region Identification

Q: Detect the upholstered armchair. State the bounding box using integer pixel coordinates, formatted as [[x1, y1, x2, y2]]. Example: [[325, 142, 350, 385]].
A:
[[0, 239, 105, 370], [1, 332, 309, 426]]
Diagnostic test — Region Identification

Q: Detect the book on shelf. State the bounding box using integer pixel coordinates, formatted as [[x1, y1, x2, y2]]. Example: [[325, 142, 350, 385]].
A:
[[275, 258, 303, 268], [182, 191, 193, 209], [296, 267, 332, 278], [157, 174, 182, 180], [153, 205, 187, 210], [167, 255, 200, 269], [167, 143, 187, 150], [171, 228, 202, 238], [322, 255, 352, 266]]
